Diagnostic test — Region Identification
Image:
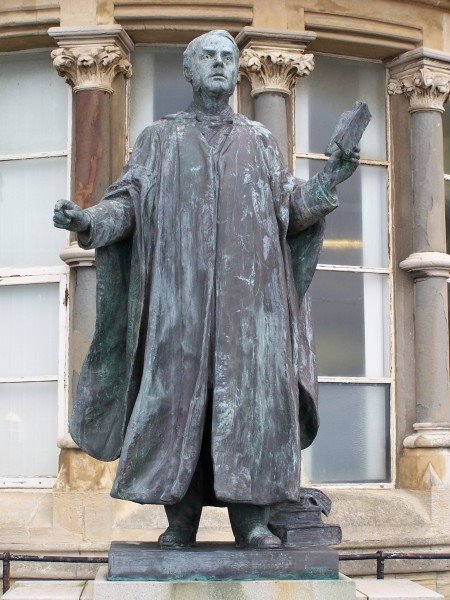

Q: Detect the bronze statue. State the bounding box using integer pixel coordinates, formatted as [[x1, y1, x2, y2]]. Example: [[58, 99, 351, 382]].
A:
[[53, 30, 360, 549]]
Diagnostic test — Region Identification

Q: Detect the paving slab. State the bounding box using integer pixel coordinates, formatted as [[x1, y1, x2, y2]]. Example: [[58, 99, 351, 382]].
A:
[[1, 580, 87, 599], [353, 578, 444, 599]]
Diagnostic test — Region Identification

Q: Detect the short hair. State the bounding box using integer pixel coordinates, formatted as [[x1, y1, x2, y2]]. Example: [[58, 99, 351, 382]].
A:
[[183, 30, 239, 77]]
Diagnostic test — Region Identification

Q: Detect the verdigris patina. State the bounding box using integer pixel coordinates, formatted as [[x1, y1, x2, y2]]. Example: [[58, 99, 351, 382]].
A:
[[53, 30, 360, 550]]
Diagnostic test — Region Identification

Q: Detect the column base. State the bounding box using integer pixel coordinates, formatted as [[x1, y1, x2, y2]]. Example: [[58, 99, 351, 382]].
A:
[[404, 423, 450, 448], [55, 448, 118, 492]]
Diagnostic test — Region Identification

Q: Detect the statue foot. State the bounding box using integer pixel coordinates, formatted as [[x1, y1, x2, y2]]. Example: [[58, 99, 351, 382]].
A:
[[235, 524, 282, 549], [158, 526, 196, 548]]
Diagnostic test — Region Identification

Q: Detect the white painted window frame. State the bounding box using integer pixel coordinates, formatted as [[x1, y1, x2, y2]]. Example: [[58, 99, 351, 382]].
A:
[[293, 53, 394, 488], [0, 53, 72, 487]]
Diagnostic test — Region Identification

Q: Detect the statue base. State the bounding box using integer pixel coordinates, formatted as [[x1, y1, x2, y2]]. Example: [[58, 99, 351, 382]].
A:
[[97, 566, 356, 599], [108, 541, 339, 581]]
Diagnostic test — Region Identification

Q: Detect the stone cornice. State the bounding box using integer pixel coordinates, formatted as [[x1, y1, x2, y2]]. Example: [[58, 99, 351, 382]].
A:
[[237, 27, 316, 97], [399, 251, 450, 278], [387, 47, 450, 112], [393, 0, 450, 11], [48, 26, 133, 93]]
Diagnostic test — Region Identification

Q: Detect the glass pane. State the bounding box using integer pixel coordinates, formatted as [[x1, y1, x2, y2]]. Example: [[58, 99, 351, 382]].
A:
[[303, 383, 390, 483], [295, 55, 386, 160], [130, 47, 192, 146], [296, 159, 388, 268], [0, 157, 68, 268], [0, 284, 59, 379], [443, 106, 450, 176], [0, 52, 68, 155], [310, 271, 390, 378], [0, 382, 58, 477]]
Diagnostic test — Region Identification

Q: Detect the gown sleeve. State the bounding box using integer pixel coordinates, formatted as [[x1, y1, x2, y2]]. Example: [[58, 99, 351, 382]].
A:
[[77, 127, 157, 249], [263, 129, 339, 235]]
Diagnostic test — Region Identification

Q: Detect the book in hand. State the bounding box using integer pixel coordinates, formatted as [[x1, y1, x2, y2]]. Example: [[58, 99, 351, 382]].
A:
[[325, 101, 372, 158]]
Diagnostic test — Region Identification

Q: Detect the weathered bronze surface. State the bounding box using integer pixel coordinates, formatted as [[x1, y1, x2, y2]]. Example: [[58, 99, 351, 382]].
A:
[[53, 30, 362, 551], [269, 490, 342, 548], [108, 542, 339, 581]]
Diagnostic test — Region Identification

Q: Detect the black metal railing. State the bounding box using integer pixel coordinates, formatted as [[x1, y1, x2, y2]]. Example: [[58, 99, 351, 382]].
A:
[[1, 553, 108, 594], [2, 550, 450, 594]]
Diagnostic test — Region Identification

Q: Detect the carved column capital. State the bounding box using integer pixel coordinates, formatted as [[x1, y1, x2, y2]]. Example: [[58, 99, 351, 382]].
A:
[[236, 27, 316, 97], [388, 67, 449, 113], [48, 25, 134, 93], [387, 47, 450, 113], [239, 48, 314, 97], [51, 44, 132, 93]]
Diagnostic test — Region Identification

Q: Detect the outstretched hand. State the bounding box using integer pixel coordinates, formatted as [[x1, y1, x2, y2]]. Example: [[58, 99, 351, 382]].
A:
[[53, 199, 91, 233], [321, 145, 360, 191]]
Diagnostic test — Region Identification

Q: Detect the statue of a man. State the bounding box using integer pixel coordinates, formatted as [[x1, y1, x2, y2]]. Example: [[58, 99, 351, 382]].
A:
[[54, 30, 359, 549]]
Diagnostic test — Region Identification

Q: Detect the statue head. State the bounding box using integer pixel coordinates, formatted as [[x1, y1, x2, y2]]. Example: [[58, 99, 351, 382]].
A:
[[183, 30, 239, 98]]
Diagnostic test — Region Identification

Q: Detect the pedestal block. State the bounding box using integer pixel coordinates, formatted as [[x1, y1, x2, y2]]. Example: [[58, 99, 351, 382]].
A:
[[108, 542, 339, 581]]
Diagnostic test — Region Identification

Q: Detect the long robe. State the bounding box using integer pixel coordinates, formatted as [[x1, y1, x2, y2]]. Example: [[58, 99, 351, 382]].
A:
[[70, 107, 338, 505]]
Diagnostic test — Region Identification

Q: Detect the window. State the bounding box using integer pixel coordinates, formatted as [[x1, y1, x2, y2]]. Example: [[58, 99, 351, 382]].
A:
[[0, 51, 70, 486], [129, 46, 192, 149], [295, 55, 391, 484]]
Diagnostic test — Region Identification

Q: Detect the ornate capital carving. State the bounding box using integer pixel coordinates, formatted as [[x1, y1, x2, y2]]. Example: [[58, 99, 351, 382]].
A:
[[51, 44, 132, 93], [239, 48, 314, 97], [388, 66, 450, 113], [48, 25, 134, 93]]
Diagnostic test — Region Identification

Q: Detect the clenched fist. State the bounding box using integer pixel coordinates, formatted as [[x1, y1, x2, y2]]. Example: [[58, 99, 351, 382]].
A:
[[53, 199, 91, 233]]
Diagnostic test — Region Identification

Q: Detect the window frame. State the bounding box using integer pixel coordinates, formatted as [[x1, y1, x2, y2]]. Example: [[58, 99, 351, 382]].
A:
[[293, 52, 395, 489], [0, 49, 72, 488]]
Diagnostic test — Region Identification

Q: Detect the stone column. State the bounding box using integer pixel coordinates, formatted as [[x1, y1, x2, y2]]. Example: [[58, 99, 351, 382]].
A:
[[238, 27, 316, 488], [388, 48, 450, 488], [47, 26, 132, 485], [237, 27, 315, 164]]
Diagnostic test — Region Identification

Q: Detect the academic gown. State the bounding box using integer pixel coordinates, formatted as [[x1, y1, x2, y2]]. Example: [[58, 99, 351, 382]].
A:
[[70, 106, 338, 506]]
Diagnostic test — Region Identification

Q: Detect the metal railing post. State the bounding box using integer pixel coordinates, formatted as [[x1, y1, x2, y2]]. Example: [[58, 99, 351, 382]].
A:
[[2, 552, 11, 594]]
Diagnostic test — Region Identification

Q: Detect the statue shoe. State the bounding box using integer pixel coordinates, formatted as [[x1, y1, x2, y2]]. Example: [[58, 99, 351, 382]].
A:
[[158, 526, 196, 548], [235, 524, 282, 549]]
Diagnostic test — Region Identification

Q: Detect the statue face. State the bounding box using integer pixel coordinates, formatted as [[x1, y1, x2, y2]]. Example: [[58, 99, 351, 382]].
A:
[[186, 34, 238, 96]]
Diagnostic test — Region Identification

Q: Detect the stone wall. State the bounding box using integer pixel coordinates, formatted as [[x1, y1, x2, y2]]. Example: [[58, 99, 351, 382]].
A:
[[1, 0, 450, 595]]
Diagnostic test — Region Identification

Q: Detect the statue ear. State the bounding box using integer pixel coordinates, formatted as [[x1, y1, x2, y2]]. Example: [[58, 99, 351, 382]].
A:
[[183, 66, 192, 82]]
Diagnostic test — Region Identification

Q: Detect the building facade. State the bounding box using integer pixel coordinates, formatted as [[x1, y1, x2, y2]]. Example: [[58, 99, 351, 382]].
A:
[[1, 0, 450, 594]]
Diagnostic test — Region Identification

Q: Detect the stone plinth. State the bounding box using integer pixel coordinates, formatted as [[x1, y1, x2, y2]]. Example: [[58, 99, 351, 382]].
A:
[[108, 541, 339, 581], [95, 566, 356, 599]]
